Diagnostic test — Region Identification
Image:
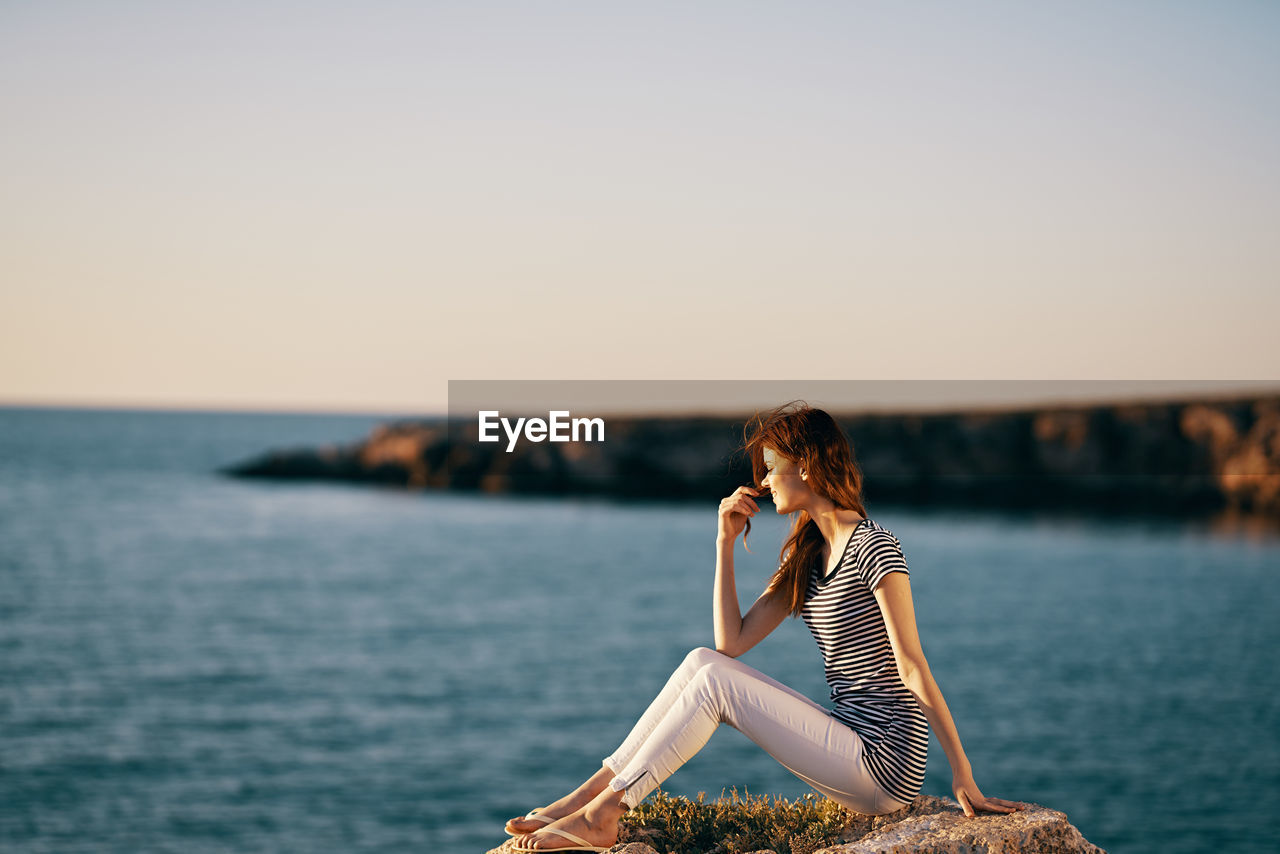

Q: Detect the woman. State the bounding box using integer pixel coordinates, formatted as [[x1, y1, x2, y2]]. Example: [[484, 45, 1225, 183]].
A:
[[507, 402, 1022, 853]]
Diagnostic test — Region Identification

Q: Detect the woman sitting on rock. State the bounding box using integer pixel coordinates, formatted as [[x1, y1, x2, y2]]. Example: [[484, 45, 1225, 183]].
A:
[[507, 402, 1023, 852]]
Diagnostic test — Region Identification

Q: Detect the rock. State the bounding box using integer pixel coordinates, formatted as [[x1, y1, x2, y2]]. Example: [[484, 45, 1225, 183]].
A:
[[816, 796, 1104, 854], [485, 796, 1104, 854]]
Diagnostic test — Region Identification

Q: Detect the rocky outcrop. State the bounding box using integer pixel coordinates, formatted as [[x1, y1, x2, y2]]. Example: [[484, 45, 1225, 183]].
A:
[[812, 796, 1103, 853], [487, 796, 1104, 854], [220, 394, 1280, 522]]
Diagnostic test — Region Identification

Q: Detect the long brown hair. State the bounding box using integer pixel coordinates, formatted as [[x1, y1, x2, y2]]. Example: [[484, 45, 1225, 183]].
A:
[[740, 401, 868, 618]]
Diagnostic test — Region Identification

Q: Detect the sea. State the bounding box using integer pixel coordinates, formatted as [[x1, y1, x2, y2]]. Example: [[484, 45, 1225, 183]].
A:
[[1, 406, 1277, 853]]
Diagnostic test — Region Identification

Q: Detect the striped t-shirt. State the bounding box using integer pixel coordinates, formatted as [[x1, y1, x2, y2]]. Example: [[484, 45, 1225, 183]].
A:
[[799, 518, 929, 805]]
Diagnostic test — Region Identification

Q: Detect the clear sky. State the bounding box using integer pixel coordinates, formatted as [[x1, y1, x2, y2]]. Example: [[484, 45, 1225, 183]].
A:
[[2, 1, 1277, 416]]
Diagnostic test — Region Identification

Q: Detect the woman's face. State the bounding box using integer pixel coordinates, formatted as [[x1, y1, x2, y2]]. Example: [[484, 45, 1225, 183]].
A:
[[761, 446, 807, 513]]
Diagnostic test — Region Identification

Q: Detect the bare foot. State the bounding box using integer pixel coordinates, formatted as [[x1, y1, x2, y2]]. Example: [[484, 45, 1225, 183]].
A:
[[506, 768, 613, 835], [513, 803, 620, 851], [505, 804, 570, 837]]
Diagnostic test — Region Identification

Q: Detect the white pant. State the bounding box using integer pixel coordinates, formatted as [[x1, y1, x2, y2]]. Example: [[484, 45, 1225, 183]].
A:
[[601, 646, 909, 815]]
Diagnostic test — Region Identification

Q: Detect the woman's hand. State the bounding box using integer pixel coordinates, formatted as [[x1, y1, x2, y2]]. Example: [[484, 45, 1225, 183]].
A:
[[718, 486, 761, 541], [952, 771, 1026, 817]]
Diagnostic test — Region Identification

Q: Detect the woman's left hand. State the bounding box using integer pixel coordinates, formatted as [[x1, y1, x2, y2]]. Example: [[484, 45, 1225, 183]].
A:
[[952, 772, 1027, 817]]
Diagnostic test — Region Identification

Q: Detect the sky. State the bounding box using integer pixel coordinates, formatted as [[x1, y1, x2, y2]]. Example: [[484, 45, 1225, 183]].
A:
[[1, 0, 1277, 416]]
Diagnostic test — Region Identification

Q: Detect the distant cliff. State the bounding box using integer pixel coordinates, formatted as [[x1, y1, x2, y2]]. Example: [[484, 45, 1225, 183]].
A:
[[221, 394, 1280, 522]]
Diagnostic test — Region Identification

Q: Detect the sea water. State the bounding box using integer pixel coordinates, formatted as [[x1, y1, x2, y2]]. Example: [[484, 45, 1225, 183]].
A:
[[1, 406, 1277, 853]]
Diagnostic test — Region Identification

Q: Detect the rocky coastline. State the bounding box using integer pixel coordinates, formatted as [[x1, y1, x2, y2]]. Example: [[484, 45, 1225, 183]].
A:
[[221, 393, 1280, 523]]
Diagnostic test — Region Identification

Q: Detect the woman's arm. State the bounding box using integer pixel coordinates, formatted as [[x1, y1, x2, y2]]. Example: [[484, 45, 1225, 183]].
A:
[[713, 535, 743, 653], [875, 572, 1024, 816], [713, 486, 788, 658], [713, 534, 790, 657]]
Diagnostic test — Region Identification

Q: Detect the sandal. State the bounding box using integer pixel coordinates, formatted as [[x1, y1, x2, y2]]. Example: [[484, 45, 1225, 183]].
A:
[[509, 825, 610, 852]]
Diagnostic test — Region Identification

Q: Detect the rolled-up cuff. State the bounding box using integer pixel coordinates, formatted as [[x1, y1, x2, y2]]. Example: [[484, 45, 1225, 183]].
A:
[[606, 764, 653, 810]]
